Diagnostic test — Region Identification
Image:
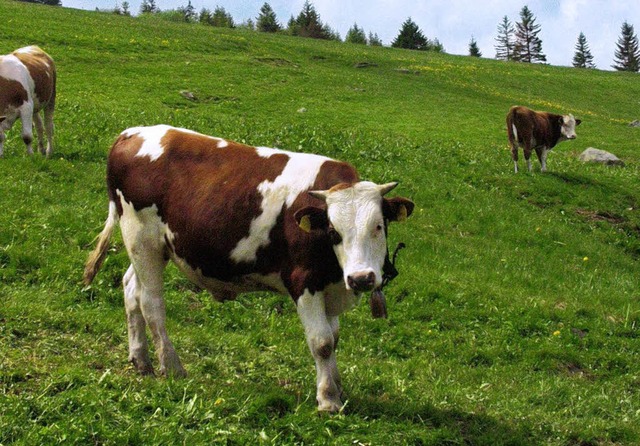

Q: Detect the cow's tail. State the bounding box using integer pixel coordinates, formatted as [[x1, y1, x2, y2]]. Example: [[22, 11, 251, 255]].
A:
[[507, 107, 519, 145], [83, 200, 119, 286]]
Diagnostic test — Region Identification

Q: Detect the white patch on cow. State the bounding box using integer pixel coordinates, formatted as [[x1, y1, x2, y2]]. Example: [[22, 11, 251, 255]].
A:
[[230, 149, 331, 263], [217, 139, 229, 148], [126, 125, 218, 162], [0, 55, 33, 98], [511, 124, 518, 142], [325, 182, 387, 290]]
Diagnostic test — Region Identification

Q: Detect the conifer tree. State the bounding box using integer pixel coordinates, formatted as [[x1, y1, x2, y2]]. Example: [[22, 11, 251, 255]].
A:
[[494, 16, 515, 61], [346, 23, 367, 45], [513, 6, 546, 63], [392, 18, 428, 50], [140, 0, 159, 14], [257, 3, 281, 33], [288, 1, 333, 40], [368, 32, 383, 46], [211, 6, 234, 28], [572, 32, 595, 68], [469, 36, 482, 57], [121, 1, 130, 16], [612, 21, 640, 72]]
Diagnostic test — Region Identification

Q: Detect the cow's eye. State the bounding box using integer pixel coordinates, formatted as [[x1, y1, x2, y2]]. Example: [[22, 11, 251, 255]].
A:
[[328, 228, 342, 245]]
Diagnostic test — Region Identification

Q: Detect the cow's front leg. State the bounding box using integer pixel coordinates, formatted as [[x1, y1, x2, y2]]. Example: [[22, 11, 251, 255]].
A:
[[297, 290, 342, 413], [122, 264, 154, 375], [539, 148, 549, 172]]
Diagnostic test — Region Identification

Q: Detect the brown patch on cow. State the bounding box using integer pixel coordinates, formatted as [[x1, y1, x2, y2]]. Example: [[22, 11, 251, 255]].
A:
[[13, 47, 56, 109], [0, 76, 28, 112]]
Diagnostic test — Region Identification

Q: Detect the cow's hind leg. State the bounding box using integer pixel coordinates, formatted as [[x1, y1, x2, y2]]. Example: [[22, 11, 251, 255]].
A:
[[123, 264, 154, 375], [510, 144, 519, 173], [120, 205, 186, 378], [523, 145, 533, 173], [297, 290, 342, 413], [43, 104, 54, 157]]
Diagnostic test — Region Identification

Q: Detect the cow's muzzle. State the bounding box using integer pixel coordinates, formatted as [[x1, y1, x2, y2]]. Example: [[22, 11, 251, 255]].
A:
[[347, 271, 376, 293]]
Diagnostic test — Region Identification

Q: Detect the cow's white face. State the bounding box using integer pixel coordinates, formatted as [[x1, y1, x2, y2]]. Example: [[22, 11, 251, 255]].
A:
[[560, 114, 581, 141], [324, 182, 391, 292], [298, 181, 414, 293]]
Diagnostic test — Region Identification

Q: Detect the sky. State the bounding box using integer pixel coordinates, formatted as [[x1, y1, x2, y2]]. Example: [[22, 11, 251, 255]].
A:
[[62, 0, 640, 70]]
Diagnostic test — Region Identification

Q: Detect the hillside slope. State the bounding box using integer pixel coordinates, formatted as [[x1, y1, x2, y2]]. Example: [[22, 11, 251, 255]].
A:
[[1, 1, 640, 444]]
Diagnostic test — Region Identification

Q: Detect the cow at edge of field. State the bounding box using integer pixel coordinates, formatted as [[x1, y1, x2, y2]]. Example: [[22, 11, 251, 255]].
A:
[[507, 105, 581, 173], [0, 46, 56, 157], [83, 125, 414, 413]]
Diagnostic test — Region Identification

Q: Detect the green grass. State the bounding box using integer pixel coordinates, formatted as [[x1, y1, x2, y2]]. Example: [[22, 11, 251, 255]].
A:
[[2, 1, 640, 444]]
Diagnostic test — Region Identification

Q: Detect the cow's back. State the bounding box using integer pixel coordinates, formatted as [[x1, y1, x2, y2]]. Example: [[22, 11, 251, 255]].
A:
[[12, 46, 56, 109]]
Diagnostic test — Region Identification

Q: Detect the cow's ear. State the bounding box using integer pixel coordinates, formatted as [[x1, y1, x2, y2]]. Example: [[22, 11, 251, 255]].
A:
[[383, 197, 415, 223], [575, 119, 582, 126], [294, 206, 328, 233]]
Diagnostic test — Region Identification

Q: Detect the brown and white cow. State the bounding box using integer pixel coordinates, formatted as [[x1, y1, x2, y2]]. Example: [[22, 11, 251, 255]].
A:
[[84, 125, 414, 412], [507, 105, 581, 173], [0, 46, 56, 157]]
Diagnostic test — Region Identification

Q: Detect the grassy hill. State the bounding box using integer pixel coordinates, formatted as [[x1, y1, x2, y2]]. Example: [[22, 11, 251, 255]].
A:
[[2, 1, 640, 444]]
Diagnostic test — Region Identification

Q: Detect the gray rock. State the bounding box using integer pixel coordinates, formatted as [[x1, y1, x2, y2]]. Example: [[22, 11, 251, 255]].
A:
[[297, 107, 307, 113], [629, 120, 640, 127], [579, 147, 625, 166]]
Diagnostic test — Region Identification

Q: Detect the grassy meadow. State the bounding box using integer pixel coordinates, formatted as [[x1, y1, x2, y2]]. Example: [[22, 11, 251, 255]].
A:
[[2, 1, 640, 444]]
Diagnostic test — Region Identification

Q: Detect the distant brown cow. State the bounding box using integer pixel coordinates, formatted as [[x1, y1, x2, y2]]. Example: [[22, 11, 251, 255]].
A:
[[507, 105, 581, 173], [0, 46, 56, 157]]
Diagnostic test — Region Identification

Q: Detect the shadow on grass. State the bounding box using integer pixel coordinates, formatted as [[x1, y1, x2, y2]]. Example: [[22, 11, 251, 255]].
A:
[[347, 395, 540, 446]]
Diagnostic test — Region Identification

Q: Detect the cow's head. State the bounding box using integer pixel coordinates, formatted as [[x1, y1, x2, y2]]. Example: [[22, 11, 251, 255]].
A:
[[295, 181, 414, 293], [560, 114, 581, 141]]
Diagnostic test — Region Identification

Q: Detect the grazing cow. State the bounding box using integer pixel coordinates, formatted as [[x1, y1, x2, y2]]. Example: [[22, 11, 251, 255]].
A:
[[507, 105, 581, 173], [83, 125, 414, 412], [0, 46, 56, 157]]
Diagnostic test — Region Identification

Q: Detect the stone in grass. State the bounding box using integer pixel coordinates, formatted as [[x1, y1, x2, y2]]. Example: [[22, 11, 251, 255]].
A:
[[629, 120, 640, 127], [578, 147, 624, 167]]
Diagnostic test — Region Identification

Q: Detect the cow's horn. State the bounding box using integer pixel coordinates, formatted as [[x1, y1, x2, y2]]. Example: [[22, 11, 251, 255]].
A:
[[378, 182, 398, 196]]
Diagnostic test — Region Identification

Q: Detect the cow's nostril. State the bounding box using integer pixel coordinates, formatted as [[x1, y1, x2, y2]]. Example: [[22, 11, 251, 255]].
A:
[[347, 272, 376, 292]]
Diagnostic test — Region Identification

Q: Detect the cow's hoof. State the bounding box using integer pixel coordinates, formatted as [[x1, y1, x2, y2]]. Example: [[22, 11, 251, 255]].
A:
[[317, 399, 343, 414], [130, 357, 155, 376]]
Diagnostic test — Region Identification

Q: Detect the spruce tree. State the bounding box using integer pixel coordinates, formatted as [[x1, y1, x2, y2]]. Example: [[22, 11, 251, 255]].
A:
[[494, 16, 515, 61], [368, 32, 383, 46], [211, 6, 234, 28], [140, 0, 159, 14], [469, 36, 482, 57], [121, 1, 130, 16], [289, 1, 332, 40], [572, 32, 595, 69], [513, 6, 546, 63], [257, 3, 281, 33], [392, 18, 428, 51], [612, 21, 640, 72], [346, 23, 367, 45]]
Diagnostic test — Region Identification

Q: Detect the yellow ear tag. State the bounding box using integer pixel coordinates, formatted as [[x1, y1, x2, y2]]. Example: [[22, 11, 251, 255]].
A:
[[299, 215, 312, 233], [397, 205, 408, 222]]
